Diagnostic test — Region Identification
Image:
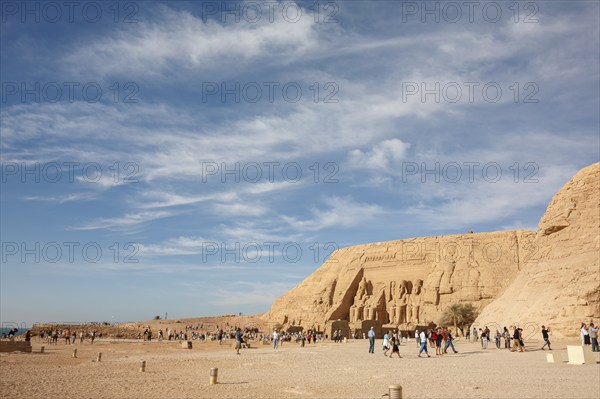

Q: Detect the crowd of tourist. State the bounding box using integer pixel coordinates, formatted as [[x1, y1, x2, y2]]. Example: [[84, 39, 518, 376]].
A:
[[366, 321, 599, 357], [36, 329, 99, 344], [11, 320, 599, 359]]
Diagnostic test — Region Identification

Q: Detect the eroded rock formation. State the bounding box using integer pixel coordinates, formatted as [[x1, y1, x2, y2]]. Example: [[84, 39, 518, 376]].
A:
[[474, 163, 600, 337], [264, 230, 536, 333]]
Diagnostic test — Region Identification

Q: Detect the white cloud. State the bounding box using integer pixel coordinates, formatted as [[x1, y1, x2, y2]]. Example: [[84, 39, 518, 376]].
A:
[[71, 210, 173, 231], [138, 191, 238, 209], [219, 221, 304, 244], [213, 202, 268, 217], [62, 3, 324, 79], [23, 192, 98, 203], [283, 196, 383, 232], [399, 163, 578, 230], [347, 139, 410, 170], [139, 236, 208, 256]]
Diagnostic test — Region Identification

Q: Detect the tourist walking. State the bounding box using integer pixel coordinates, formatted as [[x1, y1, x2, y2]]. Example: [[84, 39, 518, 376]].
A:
[[418, 329, 430, 357], [511, 326, 523, 352], [444, 329, 458, 354], [503, 326, 511, 349], [235, 328, 243, 355], [440, 328, 446, 353], [541, 325, 552, 350], [272, 329, 280, 352], [494, 330, 501, 349], [368, 327, 375, 353], [389, 333, 402, 358], [414, 329, 419, 347], [589, 323, 599, 352], [481, 328, 488, 349], [382, 332, 390, 356]]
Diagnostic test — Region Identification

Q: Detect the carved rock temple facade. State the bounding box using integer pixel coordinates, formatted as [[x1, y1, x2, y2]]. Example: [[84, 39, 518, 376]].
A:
[[264, 230, 536, 336]]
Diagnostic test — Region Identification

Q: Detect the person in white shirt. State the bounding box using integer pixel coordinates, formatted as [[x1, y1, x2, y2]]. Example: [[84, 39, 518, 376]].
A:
[[418, 329, 430, 357], [382, 332, 390, 356], [581, 323, 590, 346], [272, 329, 280, 352], [367, 327, 376, 353], [589, 323, 599, 352]]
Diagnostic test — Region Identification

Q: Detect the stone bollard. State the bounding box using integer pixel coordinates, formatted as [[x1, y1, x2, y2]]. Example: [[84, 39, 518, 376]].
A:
[[40, 346, 45, 353], [72, 348, 77, 358], [343, 337, 347, 343], [139, 360, 146, 372], [97, 352, 102, 362], [388, 384, 402, 399], [210, 368, 218, 384]]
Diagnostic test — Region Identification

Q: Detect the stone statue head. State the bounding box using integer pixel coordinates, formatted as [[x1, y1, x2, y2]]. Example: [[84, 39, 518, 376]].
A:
[[413, 279, 423, 295], [399, 280, 408, 296]]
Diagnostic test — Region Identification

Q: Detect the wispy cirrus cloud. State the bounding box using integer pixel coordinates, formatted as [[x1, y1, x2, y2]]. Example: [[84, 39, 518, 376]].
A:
[[62, 3, 328, 79], [23, 192, 98, 203], [283, 196, 384, 232], [71, 210, 174, 231]]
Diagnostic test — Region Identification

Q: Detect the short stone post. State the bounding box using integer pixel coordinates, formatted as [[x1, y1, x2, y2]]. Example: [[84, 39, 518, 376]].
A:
[[210, 368, 218, 384], [97, 352, 102, 362], [72, 348, 77, 358], [388, 384, 402, 399], [139, 360, 146, 372], [40, 346, 45, 353]]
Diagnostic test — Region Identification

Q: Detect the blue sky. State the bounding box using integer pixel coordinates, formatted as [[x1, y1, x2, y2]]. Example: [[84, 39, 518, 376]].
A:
[[1, 1, 598, 327]]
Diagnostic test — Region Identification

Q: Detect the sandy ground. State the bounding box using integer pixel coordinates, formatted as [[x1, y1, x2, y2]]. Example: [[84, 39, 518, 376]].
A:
[[1, 338, 599, 398]]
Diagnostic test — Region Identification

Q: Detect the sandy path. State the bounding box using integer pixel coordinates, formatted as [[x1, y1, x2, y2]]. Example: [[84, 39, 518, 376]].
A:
[[1, 339, 599, 398]]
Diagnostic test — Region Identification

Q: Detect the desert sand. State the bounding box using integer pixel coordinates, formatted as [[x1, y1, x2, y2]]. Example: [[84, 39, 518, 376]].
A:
[[2, 337, 599, 398]]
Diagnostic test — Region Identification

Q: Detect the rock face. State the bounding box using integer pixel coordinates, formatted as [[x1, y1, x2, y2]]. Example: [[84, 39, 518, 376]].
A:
[[264, 163, 599, 337], [474, 163, 600, 338], [264, 230, 537, 333]]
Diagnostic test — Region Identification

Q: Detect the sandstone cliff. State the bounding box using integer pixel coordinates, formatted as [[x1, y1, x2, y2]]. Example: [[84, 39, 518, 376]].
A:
[[264, 230, 536, 332], [474, 162, 600, 338]]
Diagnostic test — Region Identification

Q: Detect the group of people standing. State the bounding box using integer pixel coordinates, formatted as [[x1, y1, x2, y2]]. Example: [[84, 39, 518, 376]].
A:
[[580, 322, 599, 352]]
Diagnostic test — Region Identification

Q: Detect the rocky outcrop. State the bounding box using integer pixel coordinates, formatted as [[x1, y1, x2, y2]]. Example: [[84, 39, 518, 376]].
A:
[[264, 230, 536, 332], [474, 163, 600, 337]]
